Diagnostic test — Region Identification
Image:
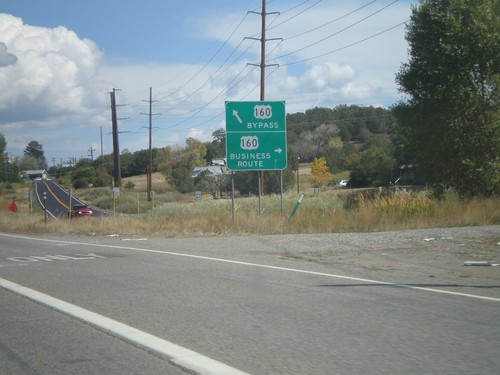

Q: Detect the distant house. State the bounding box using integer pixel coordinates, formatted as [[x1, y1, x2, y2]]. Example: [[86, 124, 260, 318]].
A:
[[210, 158, 226, 166], [23, 169, 48, 180], [192, 165, 225, 178]]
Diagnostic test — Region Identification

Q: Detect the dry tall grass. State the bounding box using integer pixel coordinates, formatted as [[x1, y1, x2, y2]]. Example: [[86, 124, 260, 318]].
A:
[[1, 189, 499, 237]]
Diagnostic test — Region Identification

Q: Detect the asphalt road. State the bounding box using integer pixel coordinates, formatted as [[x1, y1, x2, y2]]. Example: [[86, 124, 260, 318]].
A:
[[33, 179, 107, 218], [1, 228, 499, 374]]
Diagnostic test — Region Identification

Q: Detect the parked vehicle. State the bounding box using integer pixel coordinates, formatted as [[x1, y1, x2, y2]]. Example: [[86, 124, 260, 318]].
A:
[[68, 204, 93, 218], [338, 180, 349, 188]]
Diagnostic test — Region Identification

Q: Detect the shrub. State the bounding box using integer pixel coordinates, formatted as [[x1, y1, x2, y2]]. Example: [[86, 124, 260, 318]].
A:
[[72, 178, 89, 189], [124, 181, 135, 191]]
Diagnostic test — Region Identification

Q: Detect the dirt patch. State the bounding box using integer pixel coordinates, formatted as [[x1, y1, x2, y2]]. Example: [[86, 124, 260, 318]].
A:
[[272, 226, 500, 287]]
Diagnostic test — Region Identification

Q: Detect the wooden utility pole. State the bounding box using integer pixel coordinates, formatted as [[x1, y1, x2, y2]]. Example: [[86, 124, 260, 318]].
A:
[[148, 87, 153, 201], [142, 87, 159, 201], [110, 88, 121, 187], [259, 0, 267, 102], [248, 0, 280, 201], [88, 146, 96, 161], [109, 89, 129, 187], [259, 0, 267, 196], [100, 126, 104, 169]]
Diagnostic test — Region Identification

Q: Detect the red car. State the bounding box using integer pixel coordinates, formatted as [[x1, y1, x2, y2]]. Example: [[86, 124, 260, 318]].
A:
[[68, 204, 94, 218]]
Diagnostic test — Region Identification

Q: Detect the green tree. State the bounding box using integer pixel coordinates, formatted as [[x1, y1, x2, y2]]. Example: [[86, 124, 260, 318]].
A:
[[18, 155, 44, 171], [205, 128, 226, 163], [0, 133, 5, 155], [120, 149, 134, 178], [161, 138, 207, 193], [232, 168, 295, 196], [0, 133, 5, 182], [349, 145, 397, 187], [195, 170, 230, 199], [95, 154, 114, 175], [287, 105, 394, 162], [23, 141, 47, 169], [294, 123, 339, 161], [167, 157, 197, 193], [71, 159, 111, 188], [93, 168, 112, 187], [264, 170, 295, 194], [287, 149, 299, 172], [155, 146, 173, 172], [323, 141, 357, 172], [233, 171, 256, 195], [394, 0, 500, 197], [24, 141, 44, 159], [231, 149, 297, 196]]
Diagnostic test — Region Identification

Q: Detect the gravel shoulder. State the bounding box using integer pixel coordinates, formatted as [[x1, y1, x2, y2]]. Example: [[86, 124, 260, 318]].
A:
[[6, 225, 500, 299], [133, 225, 500, 299], [266, 226, 500, 288]]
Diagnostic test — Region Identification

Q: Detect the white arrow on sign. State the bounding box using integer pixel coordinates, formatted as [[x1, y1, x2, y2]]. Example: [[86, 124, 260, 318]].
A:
[[232, 110, 242, 124], [274, 148, 283, 153]]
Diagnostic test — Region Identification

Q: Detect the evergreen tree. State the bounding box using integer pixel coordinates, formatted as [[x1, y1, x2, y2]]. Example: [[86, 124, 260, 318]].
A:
[[394, 0, 500, 197], [23, 141, 47, 169]]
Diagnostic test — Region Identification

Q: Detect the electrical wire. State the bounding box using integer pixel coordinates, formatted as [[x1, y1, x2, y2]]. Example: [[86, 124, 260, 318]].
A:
[[153, 0, 257, 104], [147, 0, 316, 129], [285, 1, 377, 40], [159, 64, 259, 131], [154, 1, 403, 133], [267, 0, 324, 32], [152, 0, 396, 128], [183, 64, 282, 131], [270, 0, 399, 62], [281, 20, 407, 66]]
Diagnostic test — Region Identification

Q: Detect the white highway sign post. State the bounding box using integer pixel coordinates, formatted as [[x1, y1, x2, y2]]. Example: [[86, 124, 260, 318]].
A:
[[225, 101, 287, 171]]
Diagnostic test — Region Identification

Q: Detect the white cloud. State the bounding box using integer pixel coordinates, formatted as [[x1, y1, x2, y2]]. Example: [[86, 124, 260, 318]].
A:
[[340, 82, 375, 100], [0, 14, 105, 122], [187, 128, 210, 141], [0, 41, 17, 66], [304, 63, 355, 88]]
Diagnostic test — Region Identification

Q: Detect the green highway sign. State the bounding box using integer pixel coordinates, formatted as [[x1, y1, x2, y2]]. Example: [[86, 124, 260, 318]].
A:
[[225, 101, 287, 171]]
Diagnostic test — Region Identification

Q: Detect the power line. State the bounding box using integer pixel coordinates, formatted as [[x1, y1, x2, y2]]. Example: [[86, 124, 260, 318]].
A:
[[267, 0, 324, 32], [161, 65, 259, 131], [150, 1, 400, 131], [110, 1, 401, 142], [152, 0, 316, 115], [284, 0, 377, 40], [156, 38, 251, 114], [280, 20, 407, 66], [170, 62, 281, 133], [154, 2, 255, 104], [70, 1, 379, 138], [271, 0, 399, 61]]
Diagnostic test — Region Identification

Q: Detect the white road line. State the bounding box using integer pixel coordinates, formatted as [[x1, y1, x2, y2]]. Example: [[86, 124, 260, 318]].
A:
[[1, 232, 500, 303], [0, 277, 250, 375]]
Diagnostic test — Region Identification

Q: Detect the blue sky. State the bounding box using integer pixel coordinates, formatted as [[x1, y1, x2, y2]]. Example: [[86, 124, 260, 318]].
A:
[[0, 0, 416, 165]]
